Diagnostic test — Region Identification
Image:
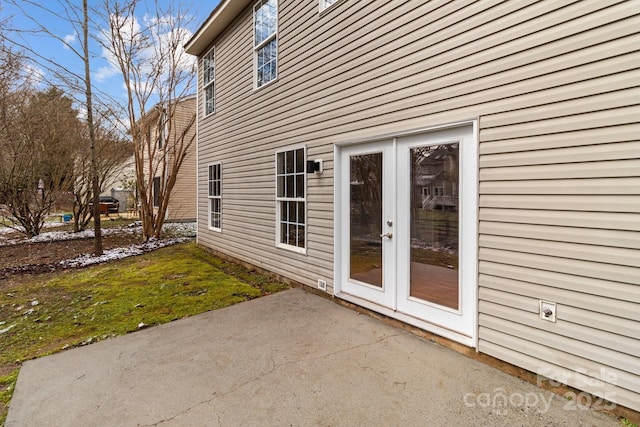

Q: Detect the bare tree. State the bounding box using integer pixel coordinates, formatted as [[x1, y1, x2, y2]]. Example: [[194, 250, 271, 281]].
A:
[[0, 83, 81, 237], [101, 0, 196, 241], [3, 0, 123, 254], [71, 117, 133, 232], [82, 0, 104, 254]]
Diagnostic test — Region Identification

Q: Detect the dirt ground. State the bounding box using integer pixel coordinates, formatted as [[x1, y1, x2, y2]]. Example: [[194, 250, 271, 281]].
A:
[[0, 232, 142, 279]]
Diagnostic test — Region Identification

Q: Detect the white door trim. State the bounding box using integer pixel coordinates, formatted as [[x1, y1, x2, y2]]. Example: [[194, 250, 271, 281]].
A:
[[333, 120, 478, 348], [338, 140, 396, 309]]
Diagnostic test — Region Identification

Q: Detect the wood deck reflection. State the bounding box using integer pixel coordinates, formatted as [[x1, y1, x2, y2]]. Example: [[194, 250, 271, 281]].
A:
[[350, 262, 458, 309]]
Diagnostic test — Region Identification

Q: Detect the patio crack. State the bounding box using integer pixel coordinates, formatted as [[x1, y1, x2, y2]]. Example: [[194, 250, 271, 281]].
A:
[[140, 394, 219, 427], [141, 334, 403, 425], [208, 334, 403, 400], [278, 332, 405, 367], [142, 357, 278, 426]]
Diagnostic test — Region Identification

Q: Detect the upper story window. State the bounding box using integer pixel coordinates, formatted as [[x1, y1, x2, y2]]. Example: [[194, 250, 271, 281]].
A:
[[320, 0, 338, 11], [202, 48, 215, 115], [253, 0, 277, 88]]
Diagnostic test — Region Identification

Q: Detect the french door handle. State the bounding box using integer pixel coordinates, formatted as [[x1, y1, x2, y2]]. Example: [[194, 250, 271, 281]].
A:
[[380, 232, 393, 239]]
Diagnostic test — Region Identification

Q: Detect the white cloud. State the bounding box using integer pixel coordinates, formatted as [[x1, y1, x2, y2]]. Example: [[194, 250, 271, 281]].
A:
[[95, 13, 142, 82], [63, 33, 76, 49], [97, 11, 195, 95], [94, 64, 120, 82], [22, 63, 46, 88]]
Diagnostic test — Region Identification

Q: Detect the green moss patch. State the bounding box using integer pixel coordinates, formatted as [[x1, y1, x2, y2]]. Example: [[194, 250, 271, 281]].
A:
[[0, 242, 288, 424]]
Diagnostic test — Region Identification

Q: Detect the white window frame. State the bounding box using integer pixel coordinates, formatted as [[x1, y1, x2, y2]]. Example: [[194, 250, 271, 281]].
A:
[[202, 47, 215, 116], [319, 0, 340, 12], [253, 0, 278, 89], [208, 162, 222, 231], [275, 146, 306, 253]]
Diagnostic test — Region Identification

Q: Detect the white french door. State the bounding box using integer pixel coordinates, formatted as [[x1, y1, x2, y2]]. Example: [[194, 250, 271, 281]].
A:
[[339, 140, 396, 308], [336, 124, 478, 346]]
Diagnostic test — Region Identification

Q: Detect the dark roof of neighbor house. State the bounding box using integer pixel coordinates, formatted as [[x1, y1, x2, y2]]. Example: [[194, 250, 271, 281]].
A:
[[185, 0, 253, 56]]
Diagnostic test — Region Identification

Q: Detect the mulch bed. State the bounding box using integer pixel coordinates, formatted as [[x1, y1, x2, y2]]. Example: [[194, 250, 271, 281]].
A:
[[0, 233, 143, 280]]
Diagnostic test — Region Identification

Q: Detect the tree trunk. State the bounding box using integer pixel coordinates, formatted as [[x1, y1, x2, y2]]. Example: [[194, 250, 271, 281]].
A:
[[83, 0, 102, 255]]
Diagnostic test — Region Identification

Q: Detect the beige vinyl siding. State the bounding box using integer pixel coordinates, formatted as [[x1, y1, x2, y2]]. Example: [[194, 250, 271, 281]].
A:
[[476, 0, 640, 409], [141, 97, 197, 222], [207, 1, 635, 144], [166, 97, 197, 221], [195, 0, 640, 412]]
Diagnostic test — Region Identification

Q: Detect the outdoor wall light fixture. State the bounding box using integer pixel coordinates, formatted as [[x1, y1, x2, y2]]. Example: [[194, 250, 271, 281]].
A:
[[307, 159, 323, 174]]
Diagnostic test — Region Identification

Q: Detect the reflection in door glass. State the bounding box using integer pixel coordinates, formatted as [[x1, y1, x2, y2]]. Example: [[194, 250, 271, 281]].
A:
[[410, 144, 459, 309], [349, 153, 383, 288]]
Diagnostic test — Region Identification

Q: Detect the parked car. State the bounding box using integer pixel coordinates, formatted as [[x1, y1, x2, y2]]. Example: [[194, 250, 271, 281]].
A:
[[90, 196, 120, 215]]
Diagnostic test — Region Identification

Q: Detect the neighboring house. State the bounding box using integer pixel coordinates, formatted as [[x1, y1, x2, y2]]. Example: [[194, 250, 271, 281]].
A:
[[185, 0, 639, 416], [140, 96, 197, 222], [101, 154, 136, 213]]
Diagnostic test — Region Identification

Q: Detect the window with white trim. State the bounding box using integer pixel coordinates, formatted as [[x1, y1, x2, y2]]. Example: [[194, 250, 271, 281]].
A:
[[202, 48, 215, 116], [276, 147, 306, 250], [320, 0, 338, 11], [208, 163, 222, 230], [152, 176, 161, 207], [253, 0, 277, 88]]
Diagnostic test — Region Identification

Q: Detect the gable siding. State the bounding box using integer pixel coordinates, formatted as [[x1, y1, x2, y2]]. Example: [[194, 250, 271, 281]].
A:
[[196, 0, 640, 412]]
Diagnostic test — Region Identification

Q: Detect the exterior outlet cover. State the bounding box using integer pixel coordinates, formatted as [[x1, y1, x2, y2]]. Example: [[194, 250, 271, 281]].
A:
[[317, 279, 327, 291], [539, 300, 557, 322]]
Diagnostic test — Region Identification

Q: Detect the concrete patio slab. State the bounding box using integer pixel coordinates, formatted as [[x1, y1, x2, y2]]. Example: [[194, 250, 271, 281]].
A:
[[6, 289, 617, 426]]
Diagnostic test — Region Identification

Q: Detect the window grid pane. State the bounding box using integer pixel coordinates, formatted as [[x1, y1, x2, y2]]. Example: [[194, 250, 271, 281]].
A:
[[203, 49, 215, 115], [254, 0, 277, 87], [276, 148, 306, 249], [208, 164, 221, 229], [205, 84, 214, 115], [254, 0, 276, 46], [203, 50, 215, 85]]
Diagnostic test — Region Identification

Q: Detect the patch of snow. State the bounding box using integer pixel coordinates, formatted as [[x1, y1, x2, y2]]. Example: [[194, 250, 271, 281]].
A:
[[0, 221, 69, 239], [27, 226, 139, 244], [0, 221, 196, 247], [0, 227, 15, 236], [162, 222, 197, 237], [0, 324, 16, 334], [59, 237, 192, 268], [1, 221, 196, 270]]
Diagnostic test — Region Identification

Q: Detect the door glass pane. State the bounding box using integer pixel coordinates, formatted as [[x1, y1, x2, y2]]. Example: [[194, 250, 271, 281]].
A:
[[349, 153, 383, 288], [410, 144, 459, 309]]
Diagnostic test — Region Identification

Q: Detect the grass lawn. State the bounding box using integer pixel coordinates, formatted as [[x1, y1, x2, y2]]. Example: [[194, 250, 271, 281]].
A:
[[0, 242, 288, 424]]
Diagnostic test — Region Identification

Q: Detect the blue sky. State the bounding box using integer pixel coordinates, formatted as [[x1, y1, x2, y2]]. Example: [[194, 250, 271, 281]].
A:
[[3, 0, 219, 115]]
